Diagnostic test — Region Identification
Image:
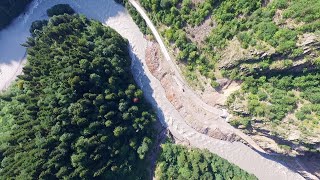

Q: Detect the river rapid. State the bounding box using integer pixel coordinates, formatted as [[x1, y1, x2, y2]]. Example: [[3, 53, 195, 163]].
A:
[[0, 0, 304, 179]]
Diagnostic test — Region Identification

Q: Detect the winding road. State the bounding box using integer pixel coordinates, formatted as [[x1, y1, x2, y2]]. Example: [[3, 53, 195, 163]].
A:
[[0, 0, 306, 179]]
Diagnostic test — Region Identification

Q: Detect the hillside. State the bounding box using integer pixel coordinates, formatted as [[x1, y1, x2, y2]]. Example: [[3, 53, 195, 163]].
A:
[[215, 0, 320, 155], [131, 0, 320, 155]]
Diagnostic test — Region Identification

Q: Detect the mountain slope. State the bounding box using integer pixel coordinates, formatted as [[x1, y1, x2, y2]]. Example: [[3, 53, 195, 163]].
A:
[[131, 0, 320, 155]]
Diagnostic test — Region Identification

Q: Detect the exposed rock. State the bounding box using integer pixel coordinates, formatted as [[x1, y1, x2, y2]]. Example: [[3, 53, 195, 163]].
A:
[[218, 38, 275, 70], [297, 33, 319, 47], [205, 128, 238, 142], [287, 130, 301, 141], [273, 9, 305, 29], [145, 42, 160, 74], [219, 33, 320, 77], [216, 78, 229, 87], [231, 103, 249, 115], [145, 41, 246, 145], [185, 17, 215, 45]]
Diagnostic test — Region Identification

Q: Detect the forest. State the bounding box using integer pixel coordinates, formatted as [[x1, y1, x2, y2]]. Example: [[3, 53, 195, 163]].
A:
[[0, 0, 32, 29], [155, 142, 257, 180], [0, 10, 157, 179]]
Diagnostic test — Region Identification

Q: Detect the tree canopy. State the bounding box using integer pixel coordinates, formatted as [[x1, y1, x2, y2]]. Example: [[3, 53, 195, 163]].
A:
[[46, 4, 75, 17], [0, 13, 156, 179]]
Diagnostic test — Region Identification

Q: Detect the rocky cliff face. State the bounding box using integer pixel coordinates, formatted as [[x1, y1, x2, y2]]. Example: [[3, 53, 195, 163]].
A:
[[218, 33, 320, 77]]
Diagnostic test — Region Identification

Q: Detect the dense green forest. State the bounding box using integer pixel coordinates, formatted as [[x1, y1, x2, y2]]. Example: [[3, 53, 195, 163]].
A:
[[0, 0, 32, 29], [0, 11, 157, 179], [155, 143, 257, 180], [133, 0, 320, 152]]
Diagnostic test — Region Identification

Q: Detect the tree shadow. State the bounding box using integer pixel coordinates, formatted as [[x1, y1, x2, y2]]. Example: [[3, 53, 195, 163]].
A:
[[129, 44, 169, 179], [253, 145, 320, 179], [249, 125, 319, 178], [129, 45, 167, 129]]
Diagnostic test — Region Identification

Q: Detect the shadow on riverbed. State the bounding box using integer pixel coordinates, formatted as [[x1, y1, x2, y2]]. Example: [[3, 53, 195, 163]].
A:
[[129, 45, 167, 129], [255, 148, 320, 179], [251, 127, 320, 178], [0, 0, 125, 64], [297, 152, 320, 179]]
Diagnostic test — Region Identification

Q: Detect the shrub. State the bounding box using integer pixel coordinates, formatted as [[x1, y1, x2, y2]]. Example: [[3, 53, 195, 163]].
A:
[[273, 28, 297, 53], [282, 0, 320, 23], [29, 20, 48, 36], [211, 81, 220, 88], [238, 32, 252, 48], [254, 21, 278, 43], [270, 0, 288, 9]]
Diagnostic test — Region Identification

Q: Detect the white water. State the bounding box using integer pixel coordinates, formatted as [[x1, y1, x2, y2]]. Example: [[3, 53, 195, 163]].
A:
[[0, 0, 304, 179]]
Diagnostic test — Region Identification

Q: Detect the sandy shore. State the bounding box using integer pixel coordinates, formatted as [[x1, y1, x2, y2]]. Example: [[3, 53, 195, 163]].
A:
[[0, 0, 305, 179]]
